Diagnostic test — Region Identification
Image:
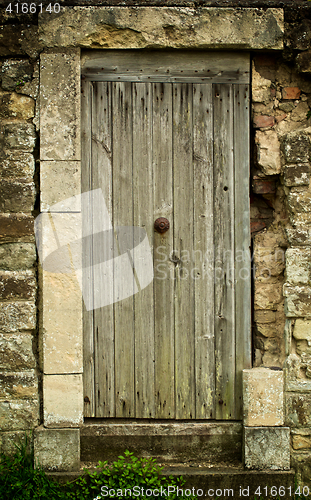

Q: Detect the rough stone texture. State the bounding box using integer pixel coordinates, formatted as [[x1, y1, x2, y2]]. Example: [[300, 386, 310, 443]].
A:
[[81, 422, 242, 465], [285, 248, 311, 285], [40, 50, 81, 161], [286, 226, 311, 246], [0, 179, 35, 213], [0, 91, 35, 120], [0, 302, 36, 333], [0, 400, 39, 431], [0, 333, 36, 371], [243, 368, 284, 426], [0, 243, 36, 270], [0, 123, 36, 151], [288, 184, 311, 226], [40, 161, 81, 211], [290, 452, 311, 488], [0, 152, 35, 180], [281, 132, 311, 164], [244, 427, 290, 470], [286, 394, 311, 428], [296, 50, 311, 73], [0, 430, 32, 456], [254, 281, 283, 310], [34, 427, 80, 472], [282, 87, 301, 100], [0, 271, 36, 301], [283, 163, 310, 187], [43, 374, 83, 427], [0, 215, 35, 243], [39, 7, 284, 50], [0, 371, 38, 400], [284, 284, 311, 317], [293, 319, 311, 345], [292, 431, 311, 450], [255, 130, 281, 175], [1, 59, 33, 91]]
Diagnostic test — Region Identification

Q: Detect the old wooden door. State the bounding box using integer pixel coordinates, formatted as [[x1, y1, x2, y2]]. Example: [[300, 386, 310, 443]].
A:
[[82, 51, 251, 421]]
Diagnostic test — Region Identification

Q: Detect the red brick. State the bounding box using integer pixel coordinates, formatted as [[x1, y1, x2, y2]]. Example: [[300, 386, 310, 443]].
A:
[[253, 179, 276, 194], [282, 87, 301, 100], [253, 115, 275, 128], [251, 221, 266, 234]]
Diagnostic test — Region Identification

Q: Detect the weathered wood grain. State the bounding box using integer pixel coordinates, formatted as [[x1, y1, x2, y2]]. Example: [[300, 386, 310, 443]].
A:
[[173, 83, 195, 419], [112, 82, 135, 417], [153, 83, 175, 419], [132, 83, 155, 418], [81, 79, 95, 418], [213, 84, 236, 420], [193, 83, 215, 419], [92, 82, 115, 417], [234, 84, 252, 419]]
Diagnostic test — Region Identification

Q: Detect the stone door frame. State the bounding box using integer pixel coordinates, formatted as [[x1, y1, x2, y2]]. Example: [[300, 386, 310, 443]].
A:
[[35, 6, 285, 471]]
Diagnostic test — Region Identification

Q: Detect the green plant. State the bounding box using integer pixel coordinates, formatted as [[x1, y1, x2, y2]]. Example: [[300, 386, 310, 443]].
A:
[[74, 450, 196, 499]]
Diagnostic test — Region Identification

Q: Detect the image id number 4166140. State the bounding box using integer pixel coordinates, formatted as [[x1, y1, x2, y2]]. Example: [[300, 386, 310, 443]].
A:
[[5, 3, 61, 13]]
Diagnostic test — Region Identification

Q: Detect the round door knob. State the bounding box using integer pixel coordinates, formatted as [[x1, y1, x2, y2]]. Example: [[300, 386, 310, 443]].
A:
[[154, 217, 169, 233]]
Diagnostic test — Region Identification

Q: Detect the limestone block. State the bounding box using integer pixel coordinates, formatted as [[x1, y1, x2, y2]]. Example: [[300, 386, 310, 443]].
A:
[[281, 132, 311, 164], [254, 281, 283, 310], [291, 101, 309, 123], [40, 161, 81, 211], [39, 7, 284, 50], [0, 25, 42, 60], [0, 400, 39, 431], [244, 427, 290, 470], [0, 333, 36, 370], [296, 340, 311, 357], [254, 310, 276, 324], [243, 368, 284, 426], [252, 66, 272, 104], [40, 50, 80, 161], [0, 91, 35, 120], [286, 393, 311, 427], [255, 130, 281, 175], [43, 374, 83, 427], [283, 164, 310, 187], [0, 59, 33, 92], [293, 319, 311, 345], [286, 226, 311, 246], [0, 271, 36, 301], [0, 243, 36, 271], [285, 248, 311, 285], [0, 152, 35, 180], [0, 214, 34, 243], [284, 284, 311, 317], [292, 430, 311, 450], [0, 371, 38, 400], [0, 179, 35, 213], [2, 123, 36, 151], [0, 430, 32, 456], [253, 246, 285, 279], [34, 426, 80, 471], [0, 302, 36, 333]]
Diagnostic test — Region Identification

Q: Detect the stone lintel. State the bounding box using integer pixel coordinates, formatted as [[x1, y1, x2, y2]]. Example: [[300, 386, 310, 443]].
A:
[[39, 7, 284, 51]]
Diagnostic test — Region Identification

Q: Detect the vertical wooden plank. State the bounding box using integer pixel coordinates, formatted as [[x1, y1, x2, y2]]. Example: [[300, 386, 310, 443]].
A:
[[153, 83, 175, 419], [91, 82, 115, 417], [112, 82, 135, 417], [213, 84, 236, 420], [193, 84, 215, 419], [81, 79, 95, 417], [173, 83, 195, 419], [132, 83, 155, 418], [234, 83, 251, 419]]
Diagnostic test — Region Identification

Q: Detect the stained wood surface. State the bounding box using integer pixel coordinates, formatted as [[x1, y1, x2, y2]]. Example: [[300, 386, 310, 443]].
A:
[[82, 68, 251, 419], [82, 50, 250, 84]]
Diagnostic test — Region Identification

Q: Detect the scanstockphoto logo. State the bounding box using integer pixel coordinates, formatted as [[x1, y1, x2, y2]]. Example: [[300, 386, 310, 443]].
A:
[[35, 189, 154, 311]]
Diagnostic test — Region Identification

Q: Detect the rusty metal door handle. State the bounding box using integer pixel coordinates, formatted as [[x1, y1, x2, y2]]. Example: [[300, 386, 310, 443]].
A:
[[154, 218, 169, 233]]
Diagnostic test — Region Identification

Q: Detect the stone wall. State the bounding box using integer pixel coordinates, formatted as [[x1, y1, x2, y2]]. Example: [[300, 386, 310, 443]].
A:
[[1, 0, 311, 484], [251, 51, 311, 484], [0, 26, 40, 452]]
